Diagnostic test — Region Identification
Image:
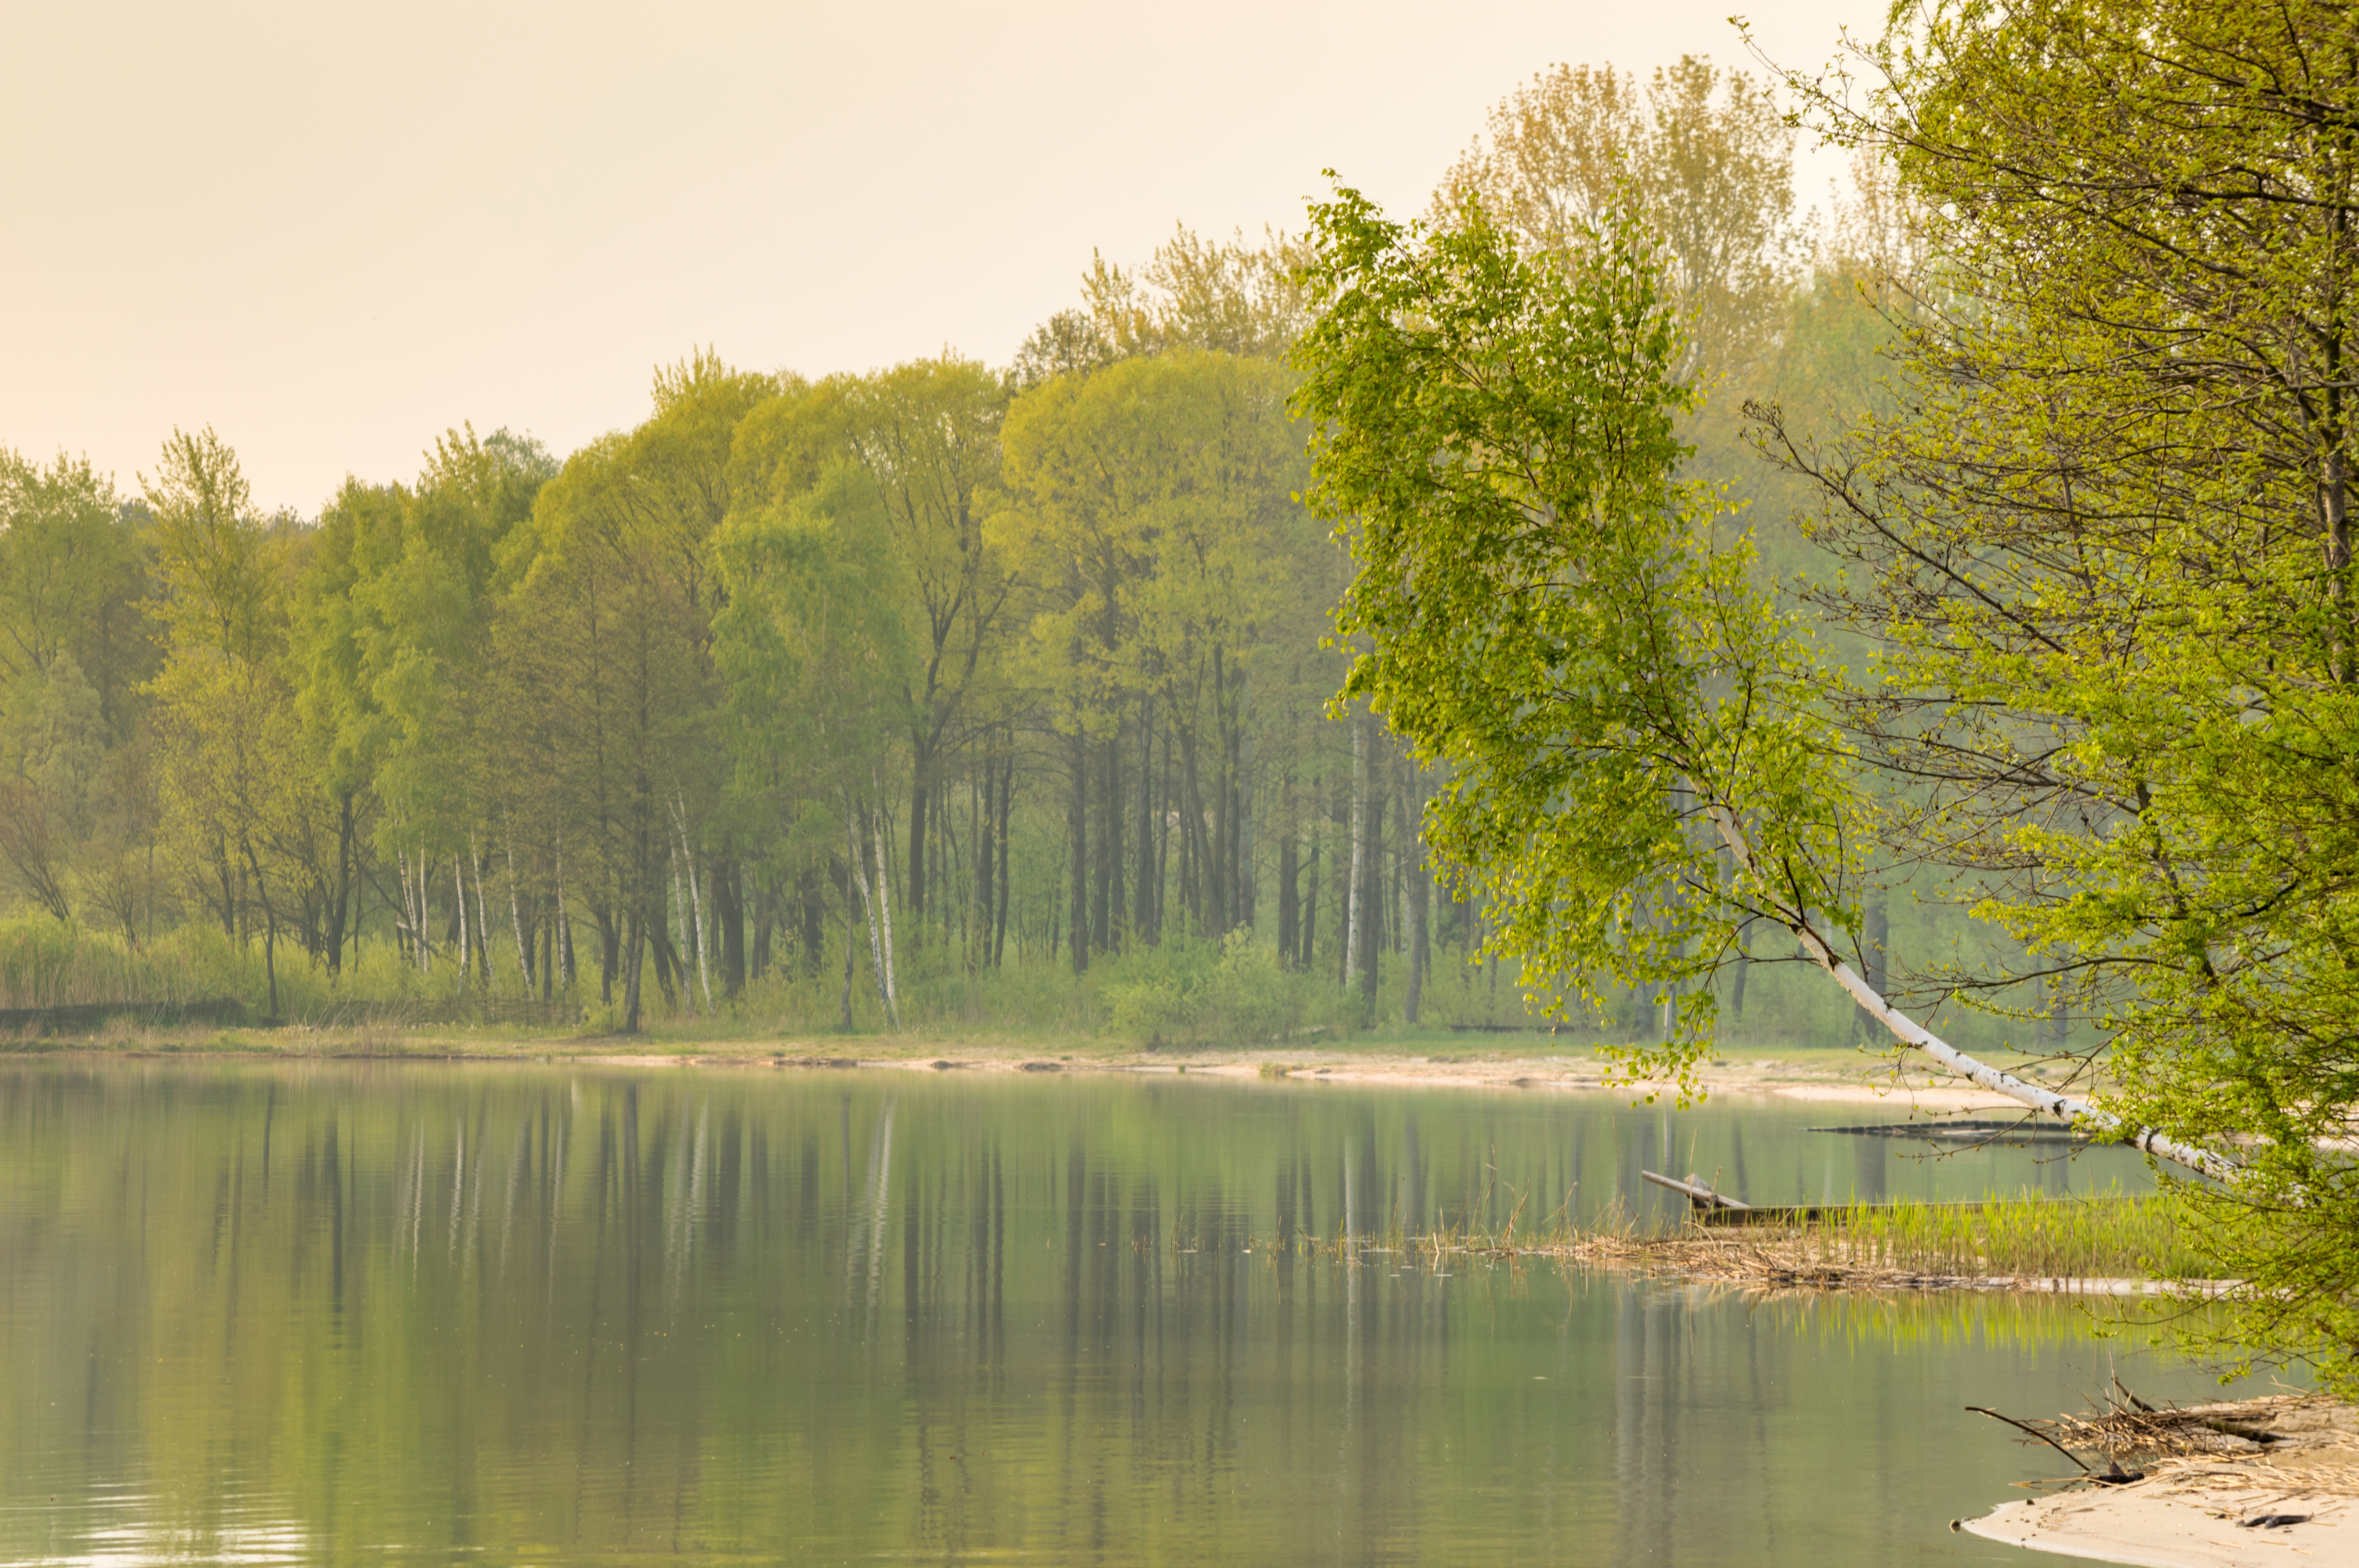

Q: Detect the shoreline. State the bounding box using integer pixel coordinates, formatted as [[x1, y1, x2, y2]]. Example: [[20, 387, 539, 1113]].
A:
[[1961, 1395, 2357, 1564], [0, 1032, 2057, 1111]]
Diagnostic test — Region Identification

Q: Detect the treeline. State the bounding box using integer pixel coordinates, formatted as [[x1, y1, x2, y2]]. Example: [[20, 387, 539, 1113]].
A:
[[0, 55, 1939, 1040]]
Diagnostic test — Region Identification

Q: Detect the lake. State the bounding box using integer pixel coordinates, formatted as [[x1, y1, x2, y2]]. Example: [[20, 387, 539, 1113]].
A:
[[0, 1060, 2260, 1564]]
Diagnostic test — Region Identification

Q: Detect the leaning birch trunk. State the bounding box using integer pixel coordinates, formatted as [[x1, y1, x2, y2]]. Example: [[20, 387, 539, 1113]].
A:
[[1703, 802, 2238, 1185]]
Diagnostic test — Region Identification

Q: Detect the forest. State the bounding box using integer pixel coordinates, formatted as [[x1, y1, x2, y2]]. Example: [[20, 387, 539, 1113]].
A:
[[0, 56, 2036, 1048]]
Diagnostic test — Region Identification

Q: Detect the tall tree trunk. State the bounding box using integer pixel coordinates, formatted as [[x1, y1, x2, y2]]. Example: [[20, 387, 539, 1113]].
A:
[[847, 802, 899, 1027], [1301, 822, 1320, 977], [1134, 702, 1157, 944], [454, 855, 471, 992], [324, 790, 354, 975], [1345, 713, 1365, 986], [906, 742, 932, 940], [717, 857, 745, 998], [1403, 767, 1429, 1024], [469, 833, 494, 993], [1357, 759, 1384, 1017], [970, 762, 989, 972], [838, 864, 858, 1029], [1096, 732, 1122, 953], [994, 753, 1013, 969], [1067, 732, 1089, 975], [596, 904, 618, 1005], [800, 867, 827, 980], [504, 820, 533, 993], [870, 801, 899, 1018], [622, 908, 645, 1033], [1278, 784, 1300, 969]]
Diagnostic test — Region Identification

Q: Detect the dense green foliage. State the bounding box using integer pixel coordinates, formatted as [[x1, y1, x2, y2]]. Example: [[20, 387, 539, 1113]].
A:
[[0, 57, 1937, 1053], [1298, 0, 2359, 1382]]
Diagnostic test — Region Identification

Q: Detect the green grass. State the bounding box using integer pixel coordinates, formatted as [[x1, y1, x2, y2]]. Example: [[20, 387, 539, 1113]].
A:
[[1759, 1187, 2215, 1280]]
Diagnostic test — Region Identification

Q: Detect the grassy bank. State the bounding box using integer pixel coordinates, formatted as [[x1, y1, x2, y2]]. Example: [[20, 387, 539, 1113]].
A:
[[0, 911, 2085, 1071]]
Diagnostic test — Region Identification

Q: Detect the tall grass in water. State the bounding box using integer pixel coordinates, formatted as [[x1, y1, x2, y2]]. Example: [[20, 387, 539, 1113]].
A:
[[1787, 1187, 2215, 1280]]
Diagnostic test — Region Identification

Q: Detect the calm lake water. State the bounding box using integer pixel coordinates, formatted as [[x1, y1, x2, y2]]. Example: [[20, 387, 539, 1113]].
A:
[[0, 1060, 2262, 1565]]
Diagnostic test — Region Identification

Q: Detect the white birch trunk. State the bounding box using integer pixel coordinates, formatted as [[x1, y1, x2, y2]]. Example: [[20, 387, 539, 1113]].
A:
[[1702, 801, 2236, 1184], [671, 849, 688, 1012], [503, 817, 530, 992], [673, 795, 713, 1016], [846, 803, 899, 1029], [396, 848, 418, 970], [554, 838, 572, 989], [871, 806, 900, 1018], [453, 856, 470, 991]]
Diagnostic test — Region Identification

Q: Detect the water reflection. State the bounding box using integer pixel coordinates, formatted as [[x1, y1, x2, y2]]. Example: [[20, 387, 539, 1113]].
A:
[[0, 1062, 2210, 1565]]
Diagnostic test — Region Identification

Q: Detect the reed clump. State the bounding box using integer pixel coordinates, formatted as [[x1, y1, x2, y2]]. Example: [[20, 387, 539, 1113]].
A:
[[1794, 1187, 2215, 1281], [1250, 1189, 2221, 1292]]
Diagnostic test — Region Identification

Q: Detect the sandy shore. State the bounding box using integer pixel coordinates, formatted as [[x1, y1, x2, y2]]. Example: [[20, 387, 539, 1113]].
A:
[[1962, 1397, 2358, 1565], [1966, 1473, 2353, 1564], [560, 1044, 2041, 1110]]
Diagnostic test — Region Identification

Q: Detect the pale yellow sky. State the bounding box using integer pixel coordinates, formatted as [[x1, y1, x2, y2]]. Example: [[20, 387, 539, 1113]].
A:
[[2, 0, 1879, 513]]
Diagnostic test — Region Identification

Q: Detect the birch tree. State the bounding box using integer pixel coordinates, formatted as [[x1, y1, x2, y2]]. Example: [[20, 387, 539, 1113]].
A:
[[1292, 183, 2231, 1184]]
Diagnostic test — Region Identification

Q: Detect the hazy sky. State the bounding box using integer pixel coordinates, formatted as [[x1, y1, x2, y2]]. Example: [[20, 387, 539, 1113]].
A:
[[3, 0, 1879, 514]]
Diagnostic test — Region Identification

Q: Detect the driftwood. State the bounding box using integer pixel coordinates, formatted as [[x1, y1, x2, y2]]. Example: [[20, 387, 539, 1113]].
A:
[[1640, 1169, 1750, 1210]]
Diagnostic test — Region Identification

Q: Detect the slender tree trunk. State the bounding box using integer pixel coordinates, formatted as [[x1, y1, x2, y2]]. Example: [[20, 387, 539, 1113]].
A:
[[717, 857, 745, 998], [469, 832, 494, 993], [673, 798, 712, 1016], [242, 839, 279, 1021], [846, 802, 898, 1027], [454, 855, 471, 992], [871, 802, 899, 1019], [800, 868, 827, 980], [1301, 822, 1320, 978], [505, 819, 533, 993], [994, 754, 1013, 969], [1133, 703, 1156, 944], [1278, 802, 1300, 969], [325, 791, 354, 975], [1067, 731, 1089, 975], [839, 862, 858, 1029], [1357, 759, 1383, 1017], [622, 908, 645, 1033], [1095, 732, 1121, 954], [971, 760, 991, 973], [1404, 768, 1429, 1024], [906, 743, 932, 940], [1345, 713, 1365, 987]]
